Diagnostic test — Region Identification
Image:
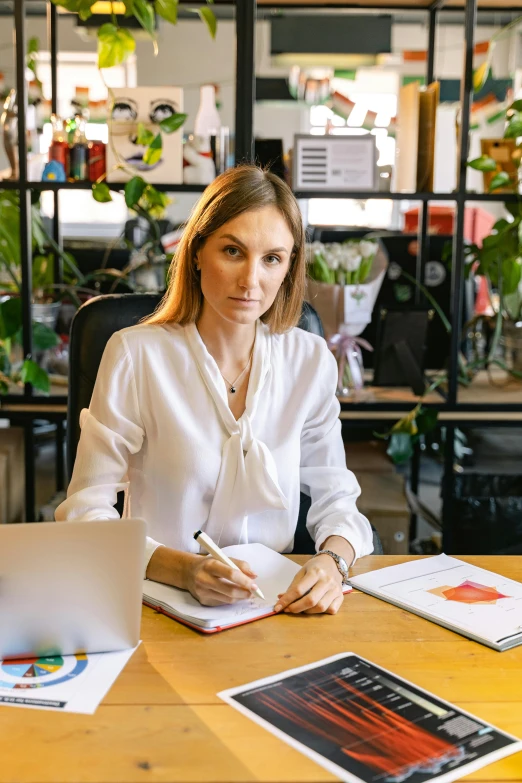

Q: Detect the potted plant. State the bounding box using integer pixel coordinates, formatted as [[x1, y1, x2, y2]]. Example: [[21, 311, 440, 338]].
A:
[[0, 189, 133, 393]]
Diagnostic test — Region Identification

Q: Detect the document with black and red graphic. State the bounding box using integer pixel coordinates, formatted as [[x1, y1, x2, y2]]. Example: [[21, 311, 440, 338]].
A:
[[219, 653, 521, 783]]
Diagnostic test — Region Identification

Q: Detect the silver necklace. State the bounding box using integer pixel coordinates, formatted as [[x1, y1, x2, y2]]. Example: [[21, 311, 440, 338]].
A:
[[220, 344, 254, 394]]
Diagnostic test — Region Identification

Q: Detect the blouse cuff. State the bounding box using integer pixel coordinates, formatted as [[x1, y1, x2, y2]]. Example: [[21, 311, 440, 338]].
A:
[[314, 524, 374, 564], [144, 536, 164, 579]]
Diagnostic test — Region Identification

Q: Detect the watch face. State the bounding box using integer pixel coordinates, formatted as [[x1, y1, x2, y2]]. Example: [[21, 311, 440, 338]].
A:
[[337, 556, 348, 575]]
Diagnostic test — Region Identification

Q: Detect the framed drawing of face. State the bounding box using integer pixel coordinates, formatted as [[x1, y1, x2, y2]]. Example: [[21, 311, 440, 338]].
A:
[[107, 86, 184, 184]]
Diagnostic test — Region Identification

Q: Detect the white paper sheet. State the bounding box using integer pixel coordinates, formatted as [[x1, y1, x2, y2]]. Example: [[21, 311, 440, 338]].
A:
[[0, 645, 138, 713], [350, 554, 522, 647]]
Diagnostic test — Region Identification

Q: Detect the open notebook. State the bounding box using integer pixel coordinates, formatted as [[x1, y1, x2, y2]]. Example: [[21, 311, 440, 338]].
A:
[[143, 543, 351, 633], [350, 554, 522, 652]]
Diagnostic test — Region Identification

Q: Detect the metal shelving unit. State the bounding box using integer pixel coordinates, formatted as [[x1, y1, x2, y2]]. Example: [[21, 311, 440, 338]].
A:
[[284, 0, 522, 550], [3, 0, 255, 521], [3, 0, 522, 550]]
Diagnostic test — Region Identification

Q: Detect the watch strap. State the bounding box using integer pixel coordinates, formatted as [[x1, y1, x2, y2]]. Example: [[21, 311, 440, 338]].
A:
[[313, 549, 350, 585]]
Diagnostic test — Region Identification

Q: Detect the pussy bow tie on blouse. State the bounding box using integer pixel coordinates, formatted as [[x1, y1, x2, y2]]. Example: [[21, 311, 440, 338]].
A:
[[185, 321, 288, 546]]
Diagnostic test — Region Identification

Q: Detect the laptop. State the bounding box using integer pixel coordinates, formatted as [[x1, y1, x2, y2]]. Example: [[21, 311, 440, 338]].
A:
[[0, 518, 146, 660]]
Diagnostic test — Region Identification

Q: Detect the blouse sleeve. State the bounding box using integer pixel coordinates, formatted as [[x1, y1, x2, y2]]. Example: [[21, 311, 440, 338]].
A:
[[54, 332, 162, 571], [300, 341, 374, 562]]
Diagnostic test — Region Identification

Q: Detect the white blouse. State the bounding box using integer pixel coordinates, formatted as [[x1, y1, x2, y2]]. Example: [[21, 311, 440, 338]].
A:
[[55, 319, 374, 567]]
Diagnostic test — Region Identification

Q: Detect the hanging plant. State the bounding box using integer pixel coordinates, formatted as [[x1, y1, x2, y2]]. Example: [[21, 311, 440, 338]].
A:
[[50, 0, 216, 214]]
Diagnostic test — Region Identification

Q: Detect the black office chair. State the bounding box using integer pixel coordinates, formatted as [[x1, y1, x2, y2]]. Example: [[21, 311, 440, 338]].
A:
[[67, 293, 382, 555]]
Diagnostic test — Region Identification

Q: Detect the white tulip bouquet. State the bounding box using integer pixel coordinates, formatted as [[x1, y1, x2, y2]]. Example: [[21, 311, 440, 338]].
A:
[[307, 239, 379, 286], [306, 237, 388, 393]]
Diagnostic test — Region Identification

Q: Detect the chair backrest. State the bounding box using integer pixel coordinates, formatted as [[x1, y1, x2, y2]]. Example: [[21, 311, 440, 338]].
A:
[[67, 293, 324, 479]]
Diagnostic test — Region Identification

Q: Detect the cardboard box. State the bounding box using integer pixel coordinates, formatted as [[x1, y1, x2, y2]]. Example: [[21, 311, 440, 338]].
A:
[[0, 427, 24, 523], [345, 441, 394, 473], [356, 471, 410, 555]]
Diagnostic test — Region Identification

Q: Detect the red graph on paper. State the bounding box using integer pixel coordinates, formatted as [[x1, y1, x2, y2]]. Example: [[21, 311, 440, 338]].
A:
[[256, 676, 460, 777], [427, 580, 510, 605]]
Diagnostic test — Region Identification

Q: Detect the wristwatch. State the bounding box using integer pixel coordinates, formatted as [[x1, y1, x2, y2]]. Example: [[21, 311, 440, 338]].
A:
[[313, 549, 350, 585]]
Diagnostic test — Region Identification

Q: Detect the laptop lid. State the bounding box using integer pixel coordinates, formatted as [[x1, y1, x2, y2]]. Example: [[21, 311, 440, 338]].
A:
[[0, 518, 146, 659]]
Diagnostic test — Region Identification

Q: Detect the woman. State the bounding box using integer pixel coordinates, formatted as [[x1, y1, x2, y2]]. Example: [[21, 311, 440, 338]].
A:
[[56, 165, 373, 615]]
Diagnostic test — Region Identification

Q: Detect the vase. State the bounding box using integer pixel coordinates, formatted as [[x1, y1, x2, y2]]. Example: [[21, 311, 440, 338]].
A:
[[32, 301, 61, 330], [130, 242, 167, 292], [0, 89, 18, 180], [339, 347, 364, 396], [503, 320, 522, 373], [194, 84, 221, 138]]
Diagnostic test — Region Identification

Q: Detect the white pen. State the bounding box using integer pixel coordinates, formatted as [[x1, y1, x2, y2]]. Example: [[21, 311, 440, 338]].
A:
[[194, 530, 265, 600]]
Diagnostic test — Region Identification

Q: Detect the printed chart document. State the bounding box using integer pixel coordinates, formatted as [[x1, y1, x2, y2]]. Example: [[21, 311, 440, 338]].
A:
[[0, 645, 137, 713], [144, 543, 352, 633], [219, 652, 522, 783], [349, 554, 522, 651]]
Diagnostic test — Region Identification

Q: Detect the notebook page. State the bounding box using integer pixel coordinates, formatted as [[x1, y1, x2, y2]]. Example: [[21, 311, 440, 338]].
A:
[[350, 554, 522, 645], [143, 543, 302, 628]]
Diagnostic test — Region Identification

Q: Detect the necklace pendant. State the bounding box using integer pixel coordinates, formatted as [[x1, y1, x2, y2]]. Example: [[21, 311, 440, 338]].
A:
[[230, 386, 236, 394]]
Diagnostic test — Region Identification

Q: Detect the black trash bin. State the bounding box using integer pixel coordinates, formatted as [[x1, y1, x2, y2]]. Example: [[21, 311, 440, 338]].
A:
[[450, 474, 522, 554]]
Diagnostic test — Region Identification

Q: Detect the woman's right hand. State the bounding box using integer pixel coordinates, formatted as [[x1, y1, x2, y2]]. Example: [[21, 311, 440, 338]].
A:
[[186, 556, 259, 606]]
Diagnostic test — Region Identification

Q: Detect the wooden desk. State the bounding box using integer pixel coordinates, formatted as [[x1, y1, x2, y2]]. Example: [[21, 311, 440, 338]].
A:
[[2, 555, 521, 783]]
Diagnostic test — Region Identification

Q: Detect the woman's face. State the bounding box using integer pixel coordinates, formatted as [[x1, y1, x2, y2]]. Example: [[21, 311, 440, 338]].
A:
[[196, 205, 294, 327]]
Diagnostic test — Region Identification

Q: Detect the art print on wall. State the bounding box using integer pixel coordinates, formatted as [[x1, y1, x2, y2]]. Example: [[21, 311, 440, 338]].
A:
[[107, 86, 184, 184]]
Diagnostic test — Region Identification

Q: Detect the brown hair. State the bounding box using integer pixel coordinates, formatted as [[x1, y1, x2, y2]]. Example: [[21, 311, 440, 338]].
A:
[[143, 165, 306, 332]]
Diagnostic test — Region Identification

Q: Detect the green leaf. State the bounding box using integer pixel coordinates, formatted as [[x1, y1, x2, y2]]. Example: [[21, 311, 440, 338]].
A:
[[125, 176, 147, 208], [415, 407, 438, 436], [97, 24, 136, 69], [0, 297, 22, 340], [31, 206, 49, 253], [159, 112, 187, 134], [136, 122, 155, 146], [127, 0, 156, 37], [358, 255, 374, 284], [506, 202, 522, 219], [308, 252, 333, 284], [27, 36, 39, 55], [386, 433, 414, 465], [509, 100, 522, 113], [143, 133, 163, 166], [468, 155, 497, 172], [197, 5, 217, 38], [493, 218, 510, 233], [504, 289, 522, 321], [32, 322, 60, 351], [20, 359, 50, 394], [92, 182, 113, 203], [155, 0, 178, 24], [502, 258, 522, 297], [51, 0, 97, 20], [489, 171, 512, 191], [504, 119, 522, 139], [143, 185, 169, 209], [473, 61, 489, 92], [32, 254, 54, 290]]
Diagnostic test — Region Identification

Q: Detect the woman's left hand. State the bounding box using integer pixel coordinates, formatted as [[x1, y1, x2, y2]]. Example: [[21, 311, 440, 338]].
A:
[[274, 554, 344, 615]]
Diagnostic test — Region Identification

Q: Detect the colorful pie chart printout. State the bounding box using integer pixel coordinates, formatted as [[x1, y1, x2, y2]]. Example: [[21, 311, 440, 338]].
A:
[[0, 655, 88, 689], [0, 647, 137, 713]]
